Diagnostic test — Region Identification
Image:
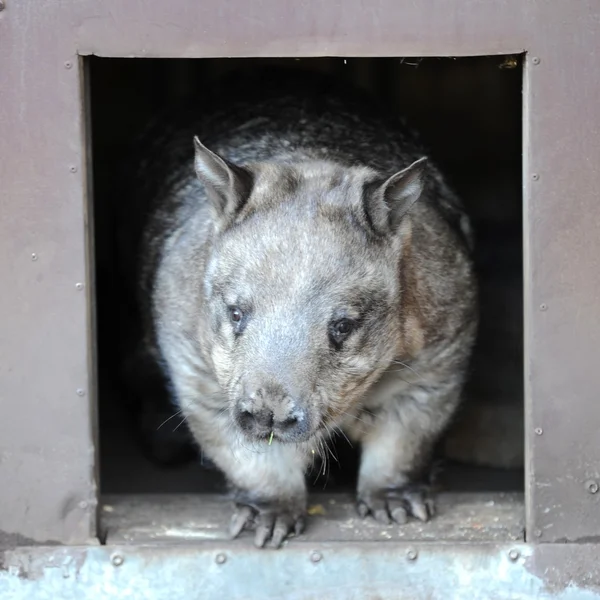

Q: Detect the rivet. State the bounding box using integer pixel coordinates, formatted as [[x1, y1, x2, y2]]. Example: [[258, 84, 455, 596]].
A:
[[585, 480, 599, 494], [535, 427, 543, 436], [215, 553, 227, 565], [79, 501, 88, 509], [539, 303, 547, 311], [406, 548, 418, 561], [76, 388, 85, 397], [69, 165, 78, 173], [532, 173, 539, 181], [532, 57, 541, 65], [31, 253, 38, 261], [75, 282, 84, 290], [508, 549, 520, 561], [111, 554, 124, 567], [310, 551, 322, 563], [534, 529, 543, 538], [64, 61, 73, 69]]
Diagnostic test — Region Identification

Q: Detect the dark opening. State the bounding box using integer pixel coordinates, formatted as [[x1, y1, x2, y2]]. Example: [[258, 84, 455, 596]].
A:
[[90, 57, 523, 537]]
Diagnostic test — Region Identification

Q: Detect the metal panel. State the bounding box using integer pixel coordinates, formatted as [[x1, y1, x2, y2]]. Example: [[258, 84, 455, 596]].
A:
[[523, 3, 600, 542], [74, 0, 529, 58], [0, 6, 97, 544], [1, 0, 599, 544], [2, 542, 600, 600]]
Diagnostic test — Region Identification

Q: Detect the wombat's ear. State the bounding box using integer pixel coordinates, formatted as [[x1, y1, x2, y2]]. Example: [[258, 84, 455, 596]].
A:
[[364, 156, 427, 234], [193, 137, 254, 223]]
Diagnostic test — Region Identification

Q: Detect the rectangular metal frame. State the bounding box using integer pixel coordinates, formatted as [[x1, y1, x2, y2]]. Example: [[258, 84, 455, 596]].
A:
[[1, 0, 599, 553]]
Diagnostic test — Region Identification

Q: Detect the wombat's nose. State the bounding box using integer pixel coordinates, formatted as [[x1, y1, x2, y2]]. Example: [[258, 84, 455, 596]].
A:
[[235, 402, 310, 441], [236, 407, 274, 433], [276, 406, 309, 436]]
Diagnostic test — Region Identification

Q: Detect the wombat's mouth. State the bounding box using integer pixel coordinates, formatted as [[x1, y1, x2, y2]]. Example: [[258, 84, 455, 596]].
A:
[[236, 415, 322, 446], [244, 426, 318, 445]]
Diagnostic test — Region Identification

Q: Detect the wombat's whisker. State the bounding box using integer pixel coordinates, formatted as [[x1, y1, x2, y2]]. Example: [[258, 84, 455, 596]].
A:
[[390, 360, 423, 380], [313, 430, 335, 480], [216, 406, 230, 418], [232, 428, 255, 457], [172, 416, 188, 432], [156, 397, 197, 431], [333, 426, 353, 448], [156, 409, 184, 430], [322, 423, 340, 464], [361, 408, 385, 423], [339, 410, 374, 426]]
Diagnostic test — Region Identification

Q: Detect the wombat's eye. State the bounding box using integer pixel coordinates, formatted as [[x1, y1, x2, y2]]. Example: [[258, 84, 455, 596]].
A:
[[334, 320, 353, 335], [329, 318, 356, 347], [229, 307, 243, 323]]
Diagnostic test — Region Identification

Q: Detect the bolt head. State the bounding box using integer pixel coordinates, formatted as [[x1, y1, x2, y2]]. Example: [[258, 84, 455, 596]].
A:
[[406, 548, 418, 561], [215, 553, 227, 565], [310, 551, 322, 563], [508, 549, 520, 561], [586, 480, 599, 494], [111, 554, 124, 567]]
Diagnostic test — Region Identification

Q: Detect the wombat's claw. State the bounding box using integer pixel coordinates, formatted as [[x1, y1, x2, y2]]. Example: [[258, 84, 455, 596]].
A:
[[357, 485, 435, 525], [229, 503, 305, 549]]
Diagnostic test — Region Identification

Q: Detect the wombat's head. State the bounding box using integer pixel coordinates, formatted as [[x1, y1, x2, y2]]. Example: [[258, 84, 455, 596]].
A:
[[195, 138, 426, 444]]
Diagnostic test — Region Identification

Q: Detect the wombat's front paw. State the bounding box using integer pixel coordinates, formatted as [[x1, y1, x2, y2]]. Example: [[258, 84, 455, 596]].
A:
[[229, 501, 306, 549], [357, 484, 435, 525]]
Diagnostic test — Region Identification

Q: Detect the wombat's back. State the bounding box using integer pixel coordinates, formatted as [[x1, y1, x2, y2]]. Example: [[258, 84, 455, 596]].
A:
[[119, 67, 472, 299]]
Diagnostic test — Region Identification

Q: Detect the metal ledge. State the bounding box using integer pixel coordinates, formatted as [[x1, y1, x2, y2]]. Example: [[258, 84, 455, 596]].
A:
[[2, 542, 600, 599], [100, 492, 524, 545]]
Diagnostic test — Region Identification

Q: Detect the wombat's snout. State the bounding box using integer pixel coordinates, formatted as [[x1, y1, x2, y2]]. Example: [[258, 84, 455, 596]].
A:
[[234, 384, 311, 443]]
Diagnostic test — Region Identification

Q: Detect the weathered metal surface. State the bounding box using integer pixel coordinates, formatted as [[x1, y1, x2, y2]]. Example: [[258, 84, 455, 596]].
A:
[[0, 10, 97, 543], [75, 1, 529, 57], [100, 493, 525, 544], [2, 542, 600, 599], [522, 6, 600, 542], [1, 0, 600, 545]]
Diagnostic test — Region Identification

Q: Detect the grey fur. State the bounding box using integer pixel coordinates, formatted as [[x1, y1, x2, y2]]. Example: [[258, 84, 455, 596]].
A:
[[120, 68, 478, 548]]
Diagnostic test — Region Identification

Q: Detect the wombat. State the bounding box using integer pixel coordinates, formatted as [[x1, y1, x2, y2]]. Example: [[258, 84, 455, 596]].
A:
[[118, 67, 478, 548]]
